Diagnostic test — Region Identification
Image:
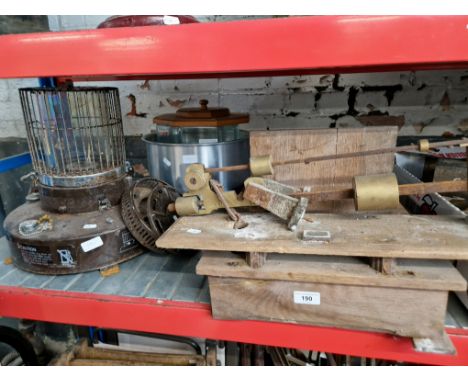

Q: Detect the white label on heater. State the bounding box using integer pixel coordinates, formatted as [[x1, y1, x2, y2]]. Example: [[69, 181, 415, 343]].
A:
[[163, 157, 171, 167], [163, 16, 180, 25], [293, 291, 320, 305], [182, 154, 198, 164], [83, 224, 97, 229], [80, 236, 104, 253]]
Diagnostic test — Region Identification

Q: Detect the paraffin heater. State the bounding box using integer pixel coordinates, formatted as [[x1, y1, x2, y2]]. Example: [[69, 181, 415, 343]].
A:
[[4, 87, 142, 274]]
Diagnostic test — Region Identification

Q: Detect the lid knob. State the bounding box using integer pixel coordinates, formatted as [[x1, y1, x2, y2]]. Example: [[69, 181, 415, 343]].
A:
[[199, 99, 209, 110]]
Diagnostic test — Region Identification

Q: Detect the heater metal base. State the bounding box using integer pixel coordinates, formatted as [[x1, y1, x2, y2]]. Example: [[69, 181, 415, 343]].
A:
[[4, 201, 143, 275]]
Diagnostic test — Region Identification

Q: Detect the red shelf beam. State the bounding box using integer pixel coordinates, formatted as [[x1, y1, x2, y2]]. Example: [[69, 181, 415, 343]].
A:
[[0, 16, 468, 81], [0, 286, 467, 365]]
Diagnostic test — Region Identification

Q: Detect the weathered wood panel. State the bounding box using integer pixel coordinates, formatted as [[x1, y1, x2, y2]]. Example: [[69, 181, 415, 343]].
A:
[[207, 276, 448, 338], [157, 212, 468, 260], [197, 251, 467, 291], [249, 127, 397, 211]]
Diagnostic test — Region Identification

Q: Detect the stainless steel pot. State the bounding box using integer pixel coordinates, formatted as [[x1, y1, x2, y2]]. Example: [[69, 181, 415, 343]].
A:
[[142, 132, 250, 193]]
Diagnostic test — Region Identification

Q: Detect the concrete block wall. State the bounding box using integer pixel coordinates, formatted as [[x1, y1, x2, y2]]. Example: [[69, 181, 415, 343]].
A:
[[0, 15, 467, 140]]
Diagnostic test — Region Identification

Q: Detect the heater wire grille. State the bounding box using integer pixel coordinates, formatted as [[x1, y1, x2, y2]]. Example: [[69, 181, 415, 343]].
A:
[[19, 87, 126, 185]]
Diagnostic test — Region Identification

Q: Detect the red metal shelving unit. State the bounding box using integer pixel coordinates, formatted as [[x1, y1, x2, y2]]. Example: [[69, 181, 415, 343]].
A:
[[0, 15, 468, 365]]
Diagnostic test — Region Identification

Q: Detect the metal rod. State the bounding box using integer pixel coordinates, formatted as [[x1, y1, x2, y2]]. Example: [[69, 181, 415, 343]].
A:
[[274, 138, 468, 166], [57, 90, 75, 173], [206, 163, 249, 173], [66, 92, 83, 173], [205, 138, 468, 173], [289, 179, 468, 200]]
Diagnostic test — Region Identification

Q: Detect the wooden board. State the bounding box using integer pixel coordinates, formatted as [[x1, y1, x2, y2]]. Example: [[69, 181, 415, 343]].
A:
[[197, 252, 467, 291], [156, 212, 468, 260], [249, 127, 398, 211], [207, 277, 448, 338]]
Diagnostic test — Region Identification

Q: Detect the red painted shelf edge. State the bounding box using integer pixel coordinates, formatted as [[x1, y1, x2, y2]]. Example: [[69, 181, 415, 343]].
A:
[[0, 16, 468, 80], [0, 286, 467, 365]]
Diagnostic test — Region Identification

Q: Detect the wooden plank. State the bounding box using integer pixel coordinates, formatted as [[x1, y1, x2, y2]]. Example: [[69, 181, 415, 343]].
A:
[[157, 212, 468, 260], [196, 252, 467, 291], [207, 276, 448, 338], [249, 127, 397, 212]]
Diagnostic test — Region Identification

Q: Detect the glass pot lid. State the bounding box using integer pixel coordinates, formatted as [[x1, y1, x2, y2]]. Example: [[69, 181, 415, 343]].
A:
[[153, 99, 249, 128]]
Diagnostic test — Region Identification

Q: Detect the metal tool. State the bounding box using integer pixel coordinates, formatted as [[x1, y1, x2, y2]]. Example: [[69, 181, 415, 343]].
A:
[[170, 161, 468, 231], [171, 163, 308, 231]]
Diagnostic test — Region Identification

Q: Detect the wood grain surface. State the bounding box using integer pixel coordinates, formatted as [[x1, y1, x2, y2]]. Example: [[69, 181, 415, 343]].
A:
[[157, 212, 468, 260], [249, 127, 397, 211], [207, 276, 448, 338], [196, 251, 467, 291]]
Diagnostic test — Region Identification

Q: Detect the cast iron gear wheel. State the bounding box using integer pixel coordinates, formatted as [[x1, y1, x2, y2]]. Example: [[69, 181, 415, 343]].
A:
[[121, 178, 179, 252]]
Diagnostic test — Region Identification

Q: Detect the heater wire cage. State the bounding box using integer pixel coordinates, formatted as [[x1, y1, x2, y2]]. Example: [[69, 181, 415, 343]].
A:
[[19, 87, 126, 187]]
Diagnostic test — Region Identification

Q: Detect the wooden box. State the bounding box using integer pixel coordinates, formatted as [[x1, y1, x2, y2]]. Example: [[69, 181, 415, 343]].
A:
[[197, 252, 466, 343]]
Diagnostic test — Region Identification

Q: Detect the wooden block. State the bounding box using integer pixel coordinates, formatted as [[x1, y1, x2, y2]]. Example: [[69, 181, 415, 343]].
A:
[[249, 127, 397, 212], [207, 276, 448, 338], [100, 264, 120, 277], [246, 252, 267, 268], [3, 257, 12, 265], [370, 257, 396, 275], [157, 212, 468, 261]]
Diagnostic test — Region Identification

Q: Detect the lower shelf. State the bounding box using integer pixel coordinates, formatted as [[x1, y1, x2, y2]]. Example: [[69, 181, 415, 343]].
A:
[[0, 238, 467, 365]]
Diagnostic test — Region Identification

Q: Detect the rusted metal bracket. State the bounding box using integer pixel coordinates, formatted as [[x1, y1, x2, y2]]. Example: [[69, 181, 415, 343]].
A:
[[209, 179, 248, 229]]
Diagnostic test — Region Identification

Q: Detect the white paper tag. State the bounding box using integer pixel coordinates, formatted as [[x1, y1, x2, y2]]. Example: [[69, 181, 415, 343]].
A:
[[163, 16, 180, 25], [186, 228, 201, 235], [82, 224, 97, 229], [182, 154, 198, 164], [199, 138, 218, 144], [293, 291, 320, 305], [163, 157, 171, 167], [80, 236, 104, 253]]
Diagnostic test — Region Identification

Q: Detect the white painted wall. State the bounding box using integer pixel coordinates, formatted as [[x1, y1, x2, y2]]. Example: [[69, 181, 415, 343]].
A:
[[0, 15, 467, 139]]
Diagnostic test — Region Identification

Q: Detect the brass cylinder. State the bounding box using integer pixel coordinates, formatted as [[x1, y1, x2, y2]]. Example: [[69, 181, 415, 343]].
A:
[[353, 173, 400, 211], [418, 139, 430, 152], [249, 155, 273, 176], [175, 196, 200, 216]]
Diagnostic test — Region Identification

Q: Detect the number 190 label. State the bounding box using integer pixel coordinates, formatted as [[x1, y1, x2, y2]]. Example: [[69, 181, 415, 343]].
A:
[[293, 291, 321, 305]]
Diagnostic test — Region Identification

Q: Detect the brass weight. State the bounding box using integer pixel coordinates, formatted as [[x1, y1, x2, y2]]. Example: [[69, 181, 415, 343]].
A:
[[249, 155, 274, 177], [353, 173, 400, 211], [418, 139, 430, 152]]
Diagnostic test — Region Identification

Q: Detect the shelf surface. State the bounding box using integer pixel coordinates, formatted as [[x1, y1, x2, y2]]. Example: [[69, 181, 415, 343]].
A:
[[0, 239, 209, 304], [0, 237, 468, 365], [0, 16, 468, 81]]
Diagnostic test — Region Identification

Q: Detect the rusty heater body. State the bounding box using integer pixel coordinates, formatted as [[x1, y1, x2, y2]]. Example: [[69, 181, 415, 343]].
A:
[[4, 87, 142, 274]]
